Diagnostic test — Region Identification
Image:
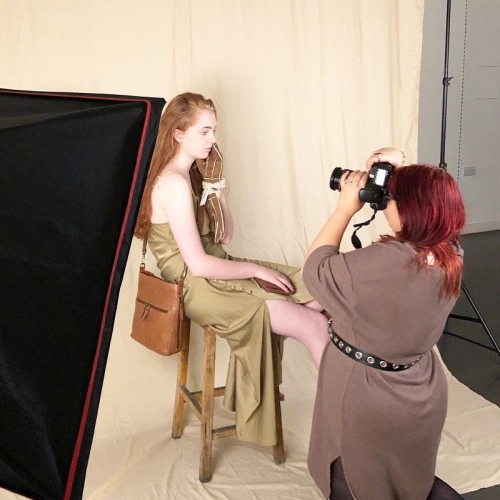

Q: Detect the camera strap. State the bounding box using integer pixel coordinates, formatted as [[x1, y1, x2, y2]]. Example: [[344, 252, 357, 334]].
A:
[[351, 208, 377, 249]]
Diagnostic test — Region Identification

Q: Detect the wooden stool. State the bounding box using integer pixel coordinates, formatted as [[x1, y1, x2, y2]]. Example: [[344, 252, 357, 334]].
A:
[[172, 318, 286, 483]]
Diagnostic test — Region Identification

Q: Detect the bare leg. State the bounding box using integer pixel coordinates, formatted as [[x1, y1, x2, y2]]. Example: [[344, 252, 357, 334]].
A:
[[266, 300, 329, 368]]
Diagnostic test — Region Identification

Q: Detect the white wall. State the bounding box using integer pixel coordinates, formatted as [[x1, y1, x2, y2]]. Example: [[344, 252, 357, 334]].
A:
[[419, 0, 500, 233]]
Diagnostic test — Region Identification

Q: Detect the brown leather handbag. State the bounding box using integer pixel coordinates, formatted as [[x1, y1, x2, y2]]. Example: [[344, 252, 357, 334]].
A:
[[130, 236, 188, 356]]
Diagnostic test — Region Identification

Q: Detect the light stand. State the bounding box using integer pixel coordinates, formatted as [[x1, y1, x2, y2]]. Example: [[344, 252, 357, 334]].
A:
[[438, 0, 500, 357]]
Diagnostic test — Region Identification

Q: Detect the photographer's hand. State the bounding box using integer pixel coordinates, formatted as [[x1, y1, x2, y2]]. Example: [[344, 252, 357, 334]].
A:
[[336, 170, 368, 215], [366, 147, 406, 171], [303, 170, 368, 265]]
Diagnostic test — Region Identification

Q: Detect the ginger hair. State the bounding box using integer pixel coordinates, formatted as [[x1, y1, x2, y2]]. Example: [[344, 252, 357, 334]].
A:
[[134, 92, 216, 239]]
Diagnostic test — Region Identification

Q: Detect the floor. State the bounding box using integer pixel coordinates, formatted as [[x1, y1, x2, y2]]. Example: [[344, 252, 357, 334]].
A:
[[438, 230, 500, 500], [0, 231, 498, 500]]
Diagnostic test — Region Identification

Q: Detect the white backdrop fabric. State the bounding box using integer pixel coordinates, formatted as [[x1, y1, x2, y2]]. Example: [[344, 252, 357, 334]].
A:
[[2, 1, 500, 499]]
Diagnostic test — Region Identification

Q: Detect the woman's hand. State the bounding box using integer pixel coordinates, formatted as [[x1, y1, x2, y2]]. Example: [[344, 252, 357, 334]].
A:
[[254, 266, 294, 294], [366, 147, 406, 171], [303, 170, 367, 261], [335, 170, 369, 217], [303, 170, 368, 261]]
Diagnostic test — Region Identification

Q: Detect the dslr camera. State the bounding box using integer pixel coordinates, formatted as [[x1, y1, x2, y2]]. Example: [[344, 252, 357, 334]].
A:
[[329, 161, 395, 211]]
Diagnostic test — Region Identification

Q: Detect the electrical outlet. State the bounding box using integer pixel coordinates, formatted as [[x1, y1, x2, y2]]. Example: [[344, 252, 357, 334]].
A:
[[463, 165, 476, 177]]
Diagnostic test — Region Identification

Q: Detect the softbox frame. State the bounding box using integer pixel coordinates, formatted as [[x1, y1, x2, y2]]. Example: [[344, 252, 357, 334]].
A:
[[0, 88, 165, 500]]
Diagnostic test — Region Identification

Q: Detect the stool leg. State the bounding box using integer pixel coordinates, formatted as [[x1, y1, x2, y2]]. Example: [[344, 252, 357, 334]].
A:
[[272, 354, 286, 464], [200, 327, 217, 483], [273, 384, 286, 464], [172, 319, 191, 439]]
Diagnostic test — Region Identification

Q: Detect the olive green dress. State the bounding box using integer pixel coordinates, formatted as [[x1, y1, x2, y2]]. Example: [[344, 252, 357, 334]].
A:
[[148, 199, 313, 446]]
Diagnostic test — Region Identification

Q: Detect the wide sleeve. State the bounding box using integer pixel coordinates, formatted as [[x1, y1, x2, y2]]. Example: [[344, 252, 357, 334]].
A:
[[302, 245, 355, 329]]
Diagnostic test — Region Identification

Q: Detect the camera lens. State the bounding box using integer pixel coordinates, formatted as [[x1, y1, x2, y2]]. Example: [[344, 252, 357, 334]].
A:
[[330, 167, 353, 191]]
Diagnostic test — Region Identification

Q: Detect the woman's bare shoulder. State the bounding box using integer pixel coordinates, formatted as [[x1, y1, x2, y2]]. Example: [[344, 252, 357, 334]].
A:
[[153, 171, 192, 200], [156, 170, 190, 189], [151, 171, 193, 223]]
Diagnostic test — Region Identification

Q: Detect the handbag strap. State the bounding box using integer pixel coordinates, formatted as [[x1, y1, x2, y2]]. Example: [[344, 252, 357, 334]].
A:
[[140, 234, 148, 271]]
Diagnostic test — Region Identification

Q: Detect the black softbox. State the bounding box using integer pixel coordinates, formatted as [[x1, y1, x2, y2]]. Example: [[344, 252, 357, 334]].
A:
[[0, 89, 165, 500]]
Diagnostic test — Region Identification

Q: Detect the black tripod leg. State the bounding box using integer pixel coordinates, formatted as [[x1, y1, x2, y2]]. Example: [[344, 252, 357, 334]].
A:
[[444, 281, 500, 358], [460, 282, 500, 356]]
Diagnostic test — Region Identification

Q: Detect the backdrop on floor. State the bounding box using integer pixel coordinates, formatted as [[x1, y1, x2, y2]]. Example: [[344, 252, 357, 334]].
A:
[[0, 89, 165, 500]]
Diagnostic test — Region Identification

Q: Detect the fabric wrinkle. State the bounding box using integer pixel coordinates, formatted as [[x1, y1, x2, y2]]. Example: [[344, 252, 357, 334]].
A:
[[147, 194, 313, 446], [303, 242, 461, 499]]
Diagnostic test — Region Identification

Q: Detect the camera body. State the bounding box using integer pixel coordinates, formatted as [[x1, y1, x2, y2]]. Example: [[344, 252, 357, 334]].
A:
[[329, 161, 395, 211]]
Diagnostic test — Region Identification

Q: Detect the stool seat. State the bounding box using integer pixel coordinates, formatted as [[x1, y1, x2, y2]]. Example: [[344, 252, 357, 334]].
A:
[[172, 317, 285, 482]]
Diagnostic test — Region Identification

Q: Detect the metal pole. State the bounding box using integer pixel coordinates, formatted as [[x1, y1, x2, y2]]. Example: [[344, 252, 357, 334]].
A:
[[439, 0, 453, 170], [439, 0, 499, 358]]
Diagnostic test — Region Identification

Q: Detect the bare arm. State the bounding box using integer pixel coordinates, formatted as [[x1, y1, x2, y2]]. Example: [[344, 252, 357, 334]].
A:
[[218, 191, 233, 244], [303, 170, 368, 265], [155, 173, 293, 291], [304, 147, 404, 266]]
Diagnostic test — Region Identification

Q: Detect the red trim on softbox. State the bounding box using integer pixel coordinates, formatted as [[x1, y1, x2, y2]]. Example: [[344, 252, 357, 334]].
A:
[[61, 95, 152, 500], [1, 88, 160, 499]]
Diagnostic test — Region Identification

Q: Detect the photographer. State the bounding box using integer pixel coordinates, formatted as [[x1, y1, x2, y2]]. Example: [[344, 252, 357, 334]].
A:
[[302, 148, 465, 499]]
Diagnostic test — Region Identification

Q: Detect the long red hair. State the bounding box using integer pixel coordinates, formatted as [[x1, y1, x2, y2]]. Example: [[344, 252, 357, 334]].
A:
[[134, 92, 216, 239], [380, 164, 466, 297]]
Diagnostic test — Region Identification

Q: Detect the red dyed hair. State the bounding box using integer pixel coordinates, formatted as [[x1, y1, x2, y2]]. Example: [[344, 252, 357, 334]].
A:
[[380, 164, 466, 297], [134, 92, 216, 239]]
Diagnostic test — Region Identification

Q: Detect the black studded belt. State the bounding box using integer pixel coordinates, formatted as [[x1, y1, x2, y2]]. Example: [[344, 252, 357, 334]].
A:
[[328, 320, 426, 372]]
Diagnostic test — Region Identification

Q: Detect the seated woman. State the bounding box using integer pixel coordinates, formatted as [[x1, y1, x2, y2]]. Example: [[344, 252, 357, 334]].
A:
[[134, 92, 329, 446], [302, 148, 465, 499]]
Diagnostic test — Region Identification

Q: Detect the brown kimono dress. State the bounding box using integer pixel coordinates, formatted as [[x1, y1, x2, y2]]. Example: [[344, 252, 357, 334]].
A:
[[302, 241, 463, 500]]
